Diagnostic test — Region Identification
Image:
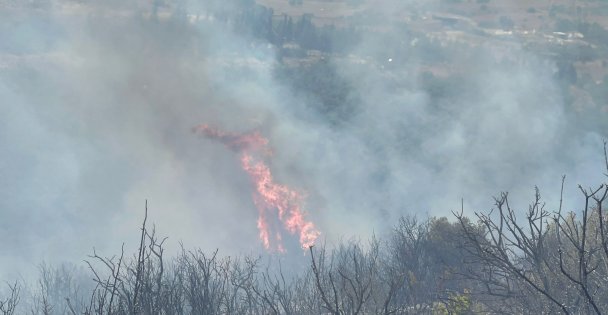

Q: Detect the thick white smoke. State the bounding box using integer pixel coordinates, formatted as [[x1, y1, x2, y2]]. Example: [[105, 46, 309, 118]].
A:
[[0, 0, 605, 281]]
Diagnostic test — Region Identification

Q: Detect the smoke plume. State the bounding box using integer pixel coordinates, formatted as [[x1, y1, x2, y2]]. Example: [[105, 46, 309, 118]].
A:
[[0, 0, 605, 280]]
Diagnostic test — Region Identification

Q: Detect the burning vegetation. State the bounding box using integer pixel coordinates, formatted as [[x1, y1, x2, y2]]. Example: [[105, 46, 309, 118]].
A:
[[194, 124, 320, 251]]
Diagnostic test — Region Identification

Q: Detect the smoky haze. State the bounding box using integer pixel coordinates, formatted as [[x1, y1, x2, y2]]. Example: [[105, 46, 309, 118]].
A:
[[0, 0, 605, 280]]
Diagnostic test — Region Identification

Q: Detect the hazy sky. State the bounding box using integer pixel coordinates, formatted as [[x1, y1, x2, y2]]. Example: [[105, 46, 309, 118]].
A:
[[0, 1, 606, 280]]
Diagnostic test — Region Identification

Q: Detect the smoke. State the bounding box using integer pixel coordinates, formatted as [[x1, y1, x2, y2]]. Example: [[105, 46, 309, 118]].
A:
[[0, 0, 606, 280]]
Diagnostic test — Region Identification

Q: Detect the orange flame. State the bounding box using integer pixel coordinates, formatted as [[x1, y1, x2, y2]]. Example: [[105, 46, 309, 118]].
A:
[[194, 124, 320, 251]]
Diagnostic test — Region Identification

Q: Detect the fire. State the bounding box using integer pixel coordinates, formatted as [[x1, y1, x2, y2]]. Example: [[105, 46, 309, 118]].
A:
[[194, 124, 320, 251]]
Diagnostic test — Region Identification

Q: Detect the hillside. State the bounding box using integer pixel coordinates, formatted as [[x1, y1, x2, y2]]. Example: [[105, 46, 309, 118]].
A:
[[1, 1, 608, 313]]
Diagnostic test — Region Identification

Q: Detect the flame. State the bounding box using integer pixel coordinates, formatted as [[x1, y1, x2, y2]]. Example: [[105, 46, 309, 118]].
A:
[[194, 124, 320, 251]]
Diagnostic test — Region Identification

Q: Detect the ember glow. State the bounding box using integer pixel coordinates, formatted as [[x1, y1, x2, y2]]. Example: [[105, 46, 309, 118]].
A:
[[194, 124, 320, 251]]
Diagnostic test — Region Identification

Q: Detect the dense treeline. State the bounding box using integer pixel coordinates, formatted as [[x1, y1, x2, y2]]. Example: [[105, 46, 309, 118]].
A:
[[1, 144, 607, 314], [189, 0, 360, 53]]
